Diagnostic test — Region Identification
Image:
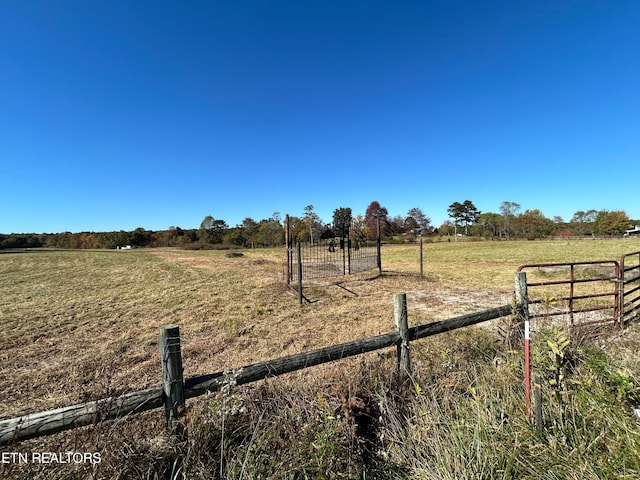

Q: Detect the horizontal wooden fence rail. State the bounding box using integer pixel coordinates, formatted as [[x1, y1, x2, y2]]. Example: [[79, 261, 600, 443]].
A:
[[0, 296, 514, 446], [411, 304, 513, 340], [183, 331, 402, 399], [0, 387, 164, 446]]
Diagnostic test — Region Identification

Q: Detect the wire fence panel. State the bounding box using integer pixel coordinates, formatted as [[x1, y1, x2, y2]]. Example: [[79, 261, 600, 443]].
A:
[[348, 239, 379, 274], [284, 214, 380, 286], [288, 238, 379, 282]]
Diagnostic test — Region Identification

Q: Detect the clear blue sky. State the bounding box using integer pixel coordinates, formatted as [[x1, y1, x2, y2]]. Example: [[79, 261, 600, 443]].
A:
[[2, 1, 639, 234]]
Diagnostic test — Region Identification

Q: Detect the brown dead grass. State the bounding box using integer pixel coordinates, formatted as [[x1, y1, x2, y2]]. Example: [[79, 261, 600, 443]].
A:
[[0, 246, 511, 420], [2, 239, 633, 419]]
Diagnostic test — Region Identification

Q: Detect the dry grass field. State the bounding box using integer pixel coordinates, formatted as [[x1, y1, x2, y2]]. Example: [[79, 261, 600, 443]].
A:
[[1, 238, 639, 479], [0, 242, 511, 418]]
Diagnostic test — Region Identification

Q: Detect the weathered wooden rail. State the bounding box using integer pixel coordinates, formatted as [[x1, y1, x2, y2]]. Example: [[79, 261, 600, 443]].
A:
[[0, 294, 514, 446]]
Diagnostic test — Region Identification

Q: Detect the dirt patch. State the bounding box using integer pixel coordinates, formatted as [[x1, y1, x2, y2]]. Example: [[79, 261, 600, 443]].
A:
[[409, 286, 511, 318]]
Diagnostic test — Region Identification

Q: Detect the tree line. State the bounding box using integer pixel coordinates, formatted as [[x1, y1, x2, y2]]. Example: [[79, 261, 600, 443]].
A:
[[0, 200, 637, 250], [441, 200, 637, 240]]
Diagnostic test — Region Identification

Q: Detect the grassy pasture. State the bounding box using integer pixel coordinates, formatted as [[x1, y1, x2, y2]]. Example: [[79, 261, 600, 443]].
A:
[[1, 239, 640, 479], [390, 238, 638, 290]]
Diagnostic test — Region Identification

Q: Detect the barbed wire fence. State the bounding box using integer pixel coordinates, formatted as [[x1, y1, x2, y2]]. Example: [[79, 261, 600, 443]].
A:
[[285, 215, 381, 303]]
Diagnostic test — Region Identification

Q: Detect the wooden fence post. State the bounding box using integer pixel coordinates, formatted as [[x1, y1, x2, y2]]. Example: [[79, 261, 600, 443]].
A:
[[533, 373, 543, 433], [514, 271, 529, 337], [394, 293, 411, 377], [515, 271, 531, 420], [159, 325, 185, 438]]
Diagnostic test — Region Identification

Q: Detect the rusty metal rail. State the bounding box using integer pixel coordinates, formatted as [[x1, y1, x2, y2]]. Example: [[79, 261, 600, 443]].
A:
[[620, 251, 640, 325], [516, 260, 620, 327]]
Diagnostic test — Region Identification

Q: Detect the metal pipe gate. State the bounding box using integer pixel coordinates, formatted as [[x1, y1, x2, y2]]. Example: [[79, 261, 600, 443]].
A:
[[620, 251, 640, 325], [516, 260, 620, 327]]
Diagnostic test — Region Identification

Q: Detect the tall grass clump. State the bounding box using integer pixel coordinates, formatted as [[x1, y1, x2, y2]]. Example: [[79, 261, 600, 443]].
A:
[[377, 327, 640, 479]]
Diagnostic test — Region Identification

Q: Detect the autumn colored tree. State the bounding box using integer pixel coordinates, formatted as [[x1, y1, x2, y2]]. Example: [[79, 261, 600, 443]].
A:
[[364, 201, 390, 239], [513, 209, 556, 239], [593, 210, 632, 235]]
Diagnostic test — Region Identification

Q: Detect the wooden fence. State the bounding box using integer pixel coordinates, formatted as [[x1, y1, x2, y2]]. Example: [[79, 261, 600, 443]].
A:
[[0, 293, 514, 446]]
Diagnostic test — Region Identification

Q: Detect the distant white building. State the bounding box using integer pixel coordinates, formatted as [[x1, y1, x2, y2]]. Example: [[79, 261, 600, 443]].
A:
[[624, 226, 640, 237]]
